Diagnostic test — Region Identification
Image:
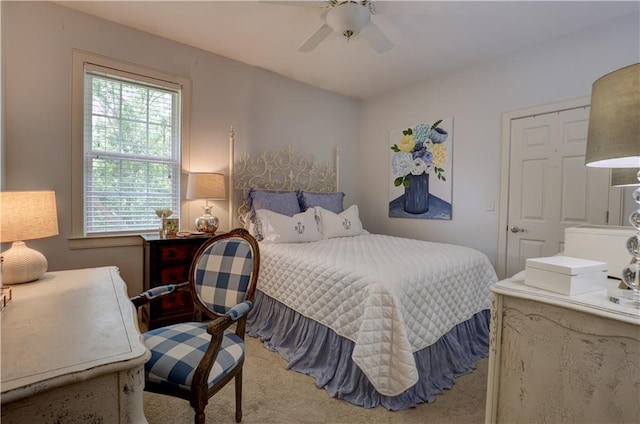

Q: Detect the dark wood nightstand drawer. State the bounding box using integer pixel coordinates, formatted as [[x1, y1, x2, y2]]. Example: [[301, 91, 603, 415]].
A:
[[160, 264, 190, 285], [160, 245, 190, 261], [141, 234, 212, 329], [160, 290, 191, 311], [150, 290, 193, 320]]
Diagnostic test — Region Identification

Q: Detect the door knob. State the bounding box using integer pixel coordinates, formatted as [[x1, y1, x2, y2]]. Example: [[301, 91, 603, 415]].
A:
[[510, 226, 525, 233]]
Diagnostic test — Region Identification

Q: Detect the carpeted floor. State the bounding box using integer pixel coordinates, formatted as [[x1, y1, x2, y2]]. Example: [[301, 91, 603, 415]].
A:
[[143, 335, 488, 424]]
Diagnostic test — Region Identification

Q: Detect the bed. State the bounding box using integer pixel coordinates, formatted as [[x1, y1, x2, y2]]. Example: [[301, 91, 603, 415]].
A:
[[232, 145, 498, 410]]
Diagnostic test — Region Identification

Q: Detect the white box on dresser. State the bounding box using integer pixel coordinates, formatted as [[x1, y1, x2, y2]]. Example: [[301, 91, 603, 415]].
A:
[[525, 255, 607, 295], [564, 225, 635, 279]]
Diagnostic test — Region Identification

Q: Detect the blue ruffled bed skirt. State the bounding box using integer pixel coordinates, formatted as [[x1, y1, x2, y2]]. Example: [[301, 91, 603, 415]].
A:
[[247, 290, 490, 410]]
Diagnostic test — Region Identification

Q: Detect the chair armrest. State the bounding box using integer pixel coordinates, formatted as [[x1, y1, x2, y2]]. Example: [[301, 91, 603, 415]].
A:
[[206, 301, 253, 335], [227, 300, 253, 321], [194, 300, 255, 390], [129, 282, 189, 308]]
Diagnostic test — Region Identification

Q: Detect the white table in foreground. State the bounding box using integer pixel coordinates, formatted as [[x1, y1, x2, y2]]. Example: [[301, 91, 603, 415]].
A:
[[1, 266, 150, 424], [485, 276, 640, 424]]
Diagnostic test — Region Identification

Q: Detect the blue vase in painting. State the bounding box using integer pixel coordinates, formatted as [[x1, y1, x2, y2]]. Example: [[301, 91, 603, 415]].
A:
[[404, 172, 429, 214]]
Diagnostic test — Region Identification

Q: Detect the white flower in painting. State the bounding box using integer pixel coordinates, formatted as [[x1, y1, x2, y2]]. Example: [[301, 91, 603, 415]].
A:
[[425, 162, 433, 174], [410, 158, 427, 175], [391, 151, 413, 176]]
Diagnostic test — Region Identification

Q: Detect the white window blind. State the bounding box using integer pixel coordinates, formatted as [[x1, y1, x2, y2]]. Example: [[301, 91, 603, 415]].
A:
[[83, 64, 181, 235]]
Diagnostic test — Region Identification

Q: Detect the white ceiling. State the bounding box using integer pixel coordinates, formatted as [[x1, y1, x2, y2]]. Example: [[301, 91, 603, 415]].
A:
[[57, 1, 639, 100]]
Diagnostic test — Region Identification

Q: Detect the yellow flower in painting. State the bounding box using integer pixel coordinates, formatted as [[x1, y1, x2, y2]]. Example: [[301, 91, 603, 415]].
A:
[[431, 144, 448, 167], [398, 135, 416, 152]]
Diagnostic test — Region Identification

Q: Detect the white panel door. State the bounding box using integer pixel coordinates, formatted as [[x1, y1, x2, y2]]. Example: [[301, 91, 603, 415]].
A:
[[505, 106, 611, 277]]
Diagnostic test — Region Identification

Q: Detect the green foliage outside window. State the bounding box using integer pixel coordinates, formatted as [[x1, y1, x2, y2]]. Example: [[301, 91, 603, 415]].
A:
[[84, 72, 181, 234]]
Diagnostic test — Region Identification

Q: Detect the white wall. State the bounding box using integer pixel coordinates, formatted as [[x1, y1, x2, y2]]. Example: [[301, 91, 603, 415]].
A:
[[1, 1, 361, 294], [359, 12, 640, 268]]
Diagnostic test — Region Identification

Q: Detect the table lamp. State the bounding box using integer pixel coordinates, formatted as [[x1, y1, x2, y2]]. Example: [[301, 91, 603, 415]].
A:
[[186, 173, 226, 234], [585, 63, 640, 306], [611, 168, 640, 187], [0, 191, 59, 284]]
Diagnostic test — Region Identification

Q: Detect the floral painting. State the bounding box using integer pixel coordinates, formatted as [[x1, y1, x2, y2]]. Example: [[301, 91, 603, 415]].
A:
[[389, 117, 452, 219]]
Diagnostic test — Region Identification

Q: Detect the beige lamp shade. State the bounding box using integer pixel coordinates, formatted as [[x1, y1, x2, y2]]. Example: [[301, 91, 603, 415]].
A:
[[186, 173, 226, 200], [585, 63, 640, 168], [1, 191, 59, 284], [611, 168, 640, 187], [1, 191, 59, 242]]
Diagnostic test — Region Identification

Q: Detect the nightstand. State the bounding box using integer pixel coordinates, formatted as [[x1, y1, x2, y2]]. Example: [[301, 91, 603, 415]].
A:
[[140, 234, 213, 329]]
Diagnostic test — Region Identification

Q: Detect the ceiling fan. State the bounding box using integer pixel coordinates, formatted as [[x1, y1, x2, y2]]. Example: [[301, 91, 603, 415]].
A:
[[276, 1, 393, 54]]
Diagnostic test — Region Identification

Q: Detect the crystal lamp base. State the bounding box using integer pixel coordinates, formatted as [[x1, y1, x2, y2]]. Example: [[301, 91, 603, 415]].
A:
[[195, 206, 219, 234]]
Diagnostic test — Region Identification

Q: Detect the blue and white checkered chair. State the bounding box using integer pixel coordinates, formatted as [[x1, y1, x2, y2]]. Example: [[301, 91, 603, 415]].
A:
[[133, 229, 260, 424]]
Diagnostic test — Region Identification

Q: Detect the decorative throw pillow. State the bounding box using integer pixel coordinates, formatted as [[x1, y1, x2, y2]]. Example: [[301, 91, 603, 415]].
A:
[[298, 191, 345, 213], [246, 189, 301, 217], [255, 208, 322, 243], [245, 189, 302, 240], [316, 205, 363, 238]]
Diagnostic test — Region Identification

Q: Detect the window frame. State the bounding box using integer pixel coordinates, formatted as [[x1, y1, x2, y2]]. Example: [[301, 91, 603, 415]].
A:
[[71, 50, 191, 248]]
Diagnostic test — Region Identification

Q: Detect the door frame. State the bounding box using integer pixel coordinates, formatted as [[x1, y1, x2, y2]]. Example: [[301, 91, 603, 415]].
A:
[[496, 96, 623, 279]]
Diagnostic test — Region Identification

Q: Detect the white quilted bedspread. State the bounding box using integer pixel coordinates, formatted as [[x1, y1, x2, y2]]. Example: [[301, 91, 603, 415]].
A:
[[257, 233, 498, 396]]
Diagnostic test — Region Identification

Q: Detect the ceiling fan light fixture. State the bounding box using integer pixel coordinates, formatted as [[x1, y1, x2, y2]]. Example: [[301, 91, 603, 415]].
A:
[[326, 2, 370, 40]]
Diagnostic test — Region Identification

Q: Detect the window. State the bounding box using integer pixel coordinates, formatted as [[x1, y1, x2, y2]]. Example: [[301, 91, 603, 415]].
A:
[[83, 65, 181, 234], [71, 51, 190, 242]]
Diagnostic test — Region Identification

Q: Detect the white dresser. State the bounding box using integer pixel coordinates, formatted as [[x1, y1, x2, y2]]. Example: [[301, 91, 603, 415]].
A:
[[1, 266, 150, 423], [485, 275, 640, 424]]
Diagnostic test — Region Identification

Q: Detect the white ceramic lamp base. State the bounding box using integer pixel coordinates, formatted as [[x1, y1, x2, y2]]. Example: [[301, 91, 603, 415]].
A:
[[2, 241, 48, 284]]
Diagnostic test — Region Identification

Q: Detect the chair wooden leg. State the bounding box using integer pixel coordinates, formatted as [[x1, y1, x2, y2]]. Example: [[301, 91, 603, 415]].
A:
[[194, 409, 205, 424], [235, 369, 243, 423]]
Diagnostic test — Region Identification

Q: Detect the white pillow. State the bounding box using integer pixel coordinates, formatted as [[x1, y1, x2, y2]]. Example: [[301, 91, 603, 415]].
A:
[[316, 205, 363, 238], [255, 208, 322, 243]]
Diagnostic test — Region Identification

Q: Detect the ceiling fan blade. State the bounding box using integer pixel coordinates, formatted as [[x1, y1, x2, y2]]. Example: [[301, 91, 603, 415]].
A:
[[373, 1, 445, 16], [260, 1, 328, 8], [298, 23, 333, 52], [361, 20, 393, 54]]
